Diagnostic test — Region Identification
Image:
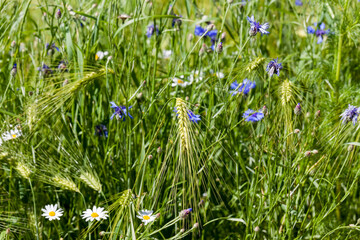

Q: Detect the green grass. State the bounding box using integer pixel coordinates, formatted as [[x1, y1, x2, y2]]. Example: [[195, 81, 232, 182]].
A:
[[1, 0, 360, 239]]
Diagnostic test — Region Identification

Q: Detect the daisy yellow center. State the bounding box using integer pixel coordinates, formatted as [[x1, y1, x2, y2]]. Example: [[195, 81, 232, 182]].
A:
[[95, 54, 99, 60], [143, 215, 150, 220], [12, 134, 16, 138], [177, 79, 184, 84], [49, 211, 55, 217], [91, 212, 99, 218]]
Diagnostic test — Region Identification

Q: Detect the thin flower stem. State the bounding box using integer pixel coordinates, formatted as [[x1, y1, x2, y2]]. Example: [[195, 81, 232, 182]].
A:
[[29, 179, 39, 240]]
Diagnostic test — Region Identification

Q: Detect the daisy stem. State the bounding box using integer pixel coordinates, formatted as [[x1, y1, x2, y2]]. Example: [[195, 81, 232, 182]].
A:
[[29, 179, 39, 240]]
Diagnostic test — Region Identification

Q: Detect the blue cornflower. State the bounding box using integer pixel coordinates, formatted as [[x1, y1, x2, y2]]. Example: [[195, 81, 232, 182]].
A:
[[172, 14, 182, 28], [340, 104, 359, 125], [46, 43, 60, 55], [194, 25, 206, 36], [230, 79, 256, 96], [307, 22, 330, 44], [174, 108, 201, 123], [37, 64, 53, 77], [146, 24, 159, 38], [58, 61, 68, 71], [11, 64, 17, 77], [187, 110, 201, 123], [247, 15, 270, 36], [266, 58, 283, 77], [95, 124, 108, 138], [110, 102, 133, 121], [195, 26, 218, 51], [243, 109, 264, 122], [295, 0, 303, 6]]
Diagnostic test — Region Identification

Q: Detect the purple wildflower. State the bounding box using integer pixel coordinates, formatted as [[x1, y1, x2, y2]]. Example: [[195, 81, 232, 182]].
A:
[[95, 124, 108, 138], [230, 79, 256, 96], [146, 24, 159, 38], [174, 108, 201, 123], [194, 25, 206, 37], [172, 14, 182, 28], [188, 110, 201, 123], [295, 0, 303, 6], [243, 109, 264, 122], [266, 58, 283, 77], [247, 15, 270, 36], [340, 105, 359, 125], [37, 64, 53, 77], [46, 43, 60, 55], [110, 102, 133, 121], [307, 22, 330, 44]]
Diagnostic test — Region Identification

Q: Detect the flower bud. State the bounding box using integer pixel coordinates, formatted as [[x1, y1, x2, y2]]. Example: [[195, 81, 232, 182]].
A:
[[63, 79, 69, 86], [294, 103, 301, 115], [156, 213, 161, 218], [179, 208, 192, 218], [249, 28, 257, 36], [157, 147, 162, 154], [315, 110, 321, 118], [207, 24, 215, 31], [216, 42, 223, 53], [254, 226, 260, 232], [188, 33, 194, 41], [99, 231, 106, 236], [312, 149, 318, 155], [11, 41, 16, 48], [180, 228, 185, 233], [221, 32, 226, 41], [148, 155, 153, 160], [137, 92, 143, 100], [118, 14, 131, 23], [11, 64, 17, 77], [305, 151, 311, 157], [28, 91, 33, 96], [294, 129, 300, 134], [199, 44, 207, 56], [193, 222, 199, 228], [56, 9, 62, 19], [348, 144, 354, 152], [306, 112, 310, 118], [6, 228, 10, 234]]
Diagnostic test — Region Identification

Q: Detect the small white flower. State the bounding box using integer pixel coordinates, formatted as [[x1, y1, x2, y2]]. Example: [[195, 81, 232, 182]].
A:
[[0, 126, 22, 145], [162, 50, 172, 59], [41, 204, 63, 221], [172, 77, 191, 87], [209, 69, 224, 79], [188, 70, 204, 83], [95, 51, 109, 60], [82, 206, 108, 222], [137, 209, 156, 225]]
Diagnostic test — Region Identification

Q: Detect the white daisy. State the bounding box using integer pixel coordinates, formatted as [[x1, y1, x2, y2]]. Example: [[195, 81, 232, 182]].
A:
[[0, 126, 22, 145], [171, 77, 191, 87], [82, 206, 108, 222], [95, 51, 109, 61], [162, 50, 172, 59], [209, 69, 225, 79], [41, 204, 63, 221], [137, 209, 156, 225], [188, 70, 204, 83]]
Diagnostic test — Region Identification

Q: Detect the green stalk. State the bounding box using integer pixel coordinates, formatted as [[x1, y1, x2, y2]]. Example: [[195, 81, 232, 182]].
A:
[[29, 179, 39, 240]]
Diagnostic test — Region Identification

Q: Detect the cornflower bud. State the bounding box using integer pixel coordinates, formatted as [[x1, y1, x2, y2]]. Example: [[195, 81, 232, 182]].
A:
[[294, 103, 301, 115], [56, 9, 61, 19]]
